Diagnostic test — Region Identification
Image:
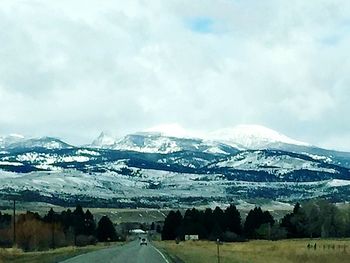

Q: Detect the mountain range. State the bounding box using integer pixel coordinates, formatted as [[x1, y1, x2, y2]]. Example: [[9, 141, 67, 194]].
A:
[[0, 125, 349, 208]]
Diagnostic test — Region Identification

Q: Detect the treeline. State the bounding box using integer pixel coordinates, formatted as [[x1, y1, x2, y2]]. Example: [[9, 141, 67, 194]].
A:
[[162, 200, 350, 241], [0, 205, 117, 251], [281, 200, 350, 238]]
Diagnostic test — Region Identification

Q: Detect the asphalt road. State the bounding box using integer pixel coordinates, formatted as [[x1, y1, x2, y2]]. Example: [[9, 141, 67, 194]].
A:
[[60, 241, 170, 263]]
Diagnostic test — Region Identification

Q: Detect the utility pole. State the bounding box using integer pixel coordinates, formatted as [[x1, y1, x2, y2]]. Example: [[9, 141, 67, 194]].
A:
[[217, 238, 221, 263], [13, 199, 16, 246]]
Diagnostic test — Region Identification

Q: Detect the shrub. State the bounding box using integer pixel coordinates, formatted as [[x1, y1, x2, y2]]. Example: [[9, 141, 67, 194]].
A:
[[76, 235, 96, 246]]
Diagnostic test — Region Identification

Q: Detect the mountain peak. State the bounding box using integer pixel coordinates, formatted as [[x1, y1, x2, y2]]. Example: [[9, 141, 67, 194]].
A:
[[92, 131, 116, 147], [209, 124, 309, 149], [0, 134, 26, 148], [11, 136, 71, 149]]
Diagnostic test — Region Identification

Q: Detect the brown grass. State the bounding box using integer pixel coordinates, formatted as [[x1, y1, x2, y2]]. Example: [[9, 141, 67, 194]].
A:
[[0, 242, 122, 263], [155, 239, 350, 263]]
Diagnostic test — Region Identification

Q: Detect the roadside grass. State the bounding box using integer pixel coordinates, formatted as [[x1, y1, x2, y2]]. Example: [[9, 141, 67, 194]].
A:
[[0, 242, 122, 263], [155, 239, 350, 263]]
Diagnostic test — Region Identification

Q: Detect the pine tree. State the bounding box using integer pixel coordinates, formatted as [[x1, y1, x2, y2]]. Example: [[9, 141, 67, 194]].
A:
[[84, 210, 96, 236], [213, 207, 225, 230], [281, 203, 302, 238], [73, 205, 85, 236], [202, 208, 213, 239], [244, 207, 274, 239], [96, 216, 117, 242], [161, 210, 183, 240], [224, 204, 242, 235]]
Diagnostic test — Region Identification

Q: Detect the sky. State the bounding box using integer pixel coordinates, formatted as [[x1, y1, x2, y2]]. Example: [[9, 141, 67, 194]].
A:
[[0, 0, 350, 151]]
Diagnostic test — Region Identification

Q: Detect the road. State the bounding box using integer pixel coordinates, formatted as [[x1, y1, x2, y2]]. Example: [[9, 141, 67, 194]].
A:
[[60, 240, 170, 263]]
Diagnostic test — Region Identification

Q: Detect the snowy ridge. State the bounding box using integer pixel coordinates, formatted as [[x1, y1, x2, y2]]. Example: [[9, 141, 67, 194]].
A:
[[91, 132, 116, 147], [0, 134, 25, 148], [208, 125, 309, 149], [114, 133, 183, 153], [91, 132, 237, 154], [212, 151, 338, 176], [0, 135, 72, 150], [90, 124, 310, 153], [9, 137, 72, 150], [0, 125, 349, 207]]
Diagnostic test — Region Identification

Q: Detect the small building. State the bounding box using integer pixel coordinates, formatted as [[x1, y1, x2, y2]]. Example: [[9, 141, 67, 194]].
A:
[[129, 229, 147, 235], [185, 234, 199, 241]]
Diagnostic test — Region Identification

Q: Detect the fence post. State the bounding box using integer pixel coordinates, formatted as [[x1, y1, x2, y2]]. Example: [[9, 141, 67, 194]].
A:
[[217, 238, 220, 263]]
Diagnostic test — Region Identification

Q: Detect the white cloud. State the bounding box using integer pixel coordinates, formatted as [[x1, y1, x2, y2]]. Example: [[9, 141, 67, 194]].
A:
[[0, 0, 349, 150]]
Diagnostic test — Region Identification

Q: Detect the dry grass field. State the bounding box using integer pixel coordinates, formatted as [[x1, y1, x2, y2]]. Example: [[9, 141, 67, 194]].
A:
[[0, 243, 121, 263], [0, 201, 168, 224], [156, 239, 350, 263]]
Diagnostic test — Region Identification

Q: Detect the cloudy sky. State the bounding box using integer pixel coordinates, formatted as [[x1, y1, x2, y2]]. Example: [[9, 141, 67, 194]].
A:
[[0, 0, 350, 150]]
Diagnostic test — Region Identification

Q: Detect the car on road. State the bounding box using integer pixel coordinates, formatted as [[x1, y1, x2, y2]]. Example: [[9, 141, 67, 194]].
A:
[[140, 237, 148, 246]]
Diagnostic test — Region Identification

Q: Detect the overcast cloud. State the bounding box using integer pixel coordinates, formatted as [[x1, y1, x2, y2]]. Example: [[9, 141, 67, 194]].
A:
[[0, 0, 349, 150]]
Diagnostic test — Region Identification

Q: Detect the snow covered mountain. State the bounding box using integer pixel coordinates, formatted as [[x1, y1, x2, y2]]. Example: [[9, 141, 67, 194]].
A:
[[89, 125, 350, 169], [0, 143, 349, 207], [8, 137, 72, 150], [91, 132, 116, 148], [0, 136, 72, 150], [0, 134, 25, 149], [208, 125, 310, 149], [91, 132, 238, 155], [91, 125, 310, 153], [0, 126, 349, 208]]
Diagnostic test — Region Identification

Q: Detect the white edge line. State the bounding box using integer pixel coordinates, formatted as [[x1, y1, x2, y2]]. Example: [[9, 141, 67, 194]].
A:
[[151, 244, 170, 263]]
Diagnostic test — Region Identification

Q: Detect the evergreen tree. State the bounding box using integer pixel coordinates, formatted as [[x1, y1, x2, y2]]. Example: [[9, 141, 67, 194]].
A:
[[96, 216, 117, 242], [244, 207, 274, 239], [290, 204, 308, 238], [293, 202, 301, 214], [156, 224, 162, 234], [210, 207, 225, 239], [182, 208, 206, 238], [44, 208, 58, 223], [73, 205, 86, 236], [280, 202, 309, 238], [280, 212, 297, 238], [224, 204, 242, 235], [161, 210, 183, 240], [60, 209, 73, 232], [84, 210, 96, 236], [202, 208, 213, 239], [213, 207, 225, 230], [0, 211, 11, 228]]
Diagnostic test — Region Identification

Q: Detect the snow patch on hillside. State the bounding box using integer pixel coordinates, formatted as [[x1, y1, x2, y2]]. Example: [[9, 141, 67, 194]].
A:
[[214, 151, 337, 175], [0, 161, 23, 166], [327, 179, 350, 187], [114, 134, 182, 153]]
